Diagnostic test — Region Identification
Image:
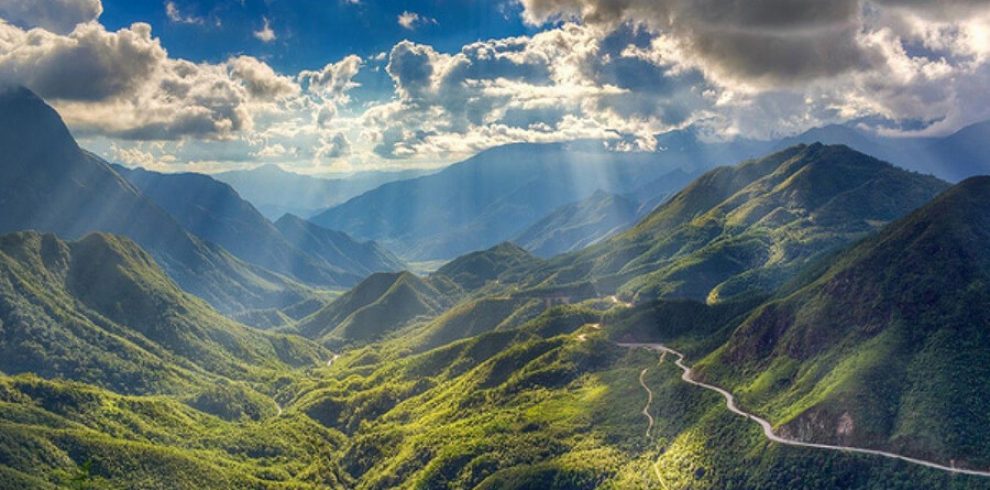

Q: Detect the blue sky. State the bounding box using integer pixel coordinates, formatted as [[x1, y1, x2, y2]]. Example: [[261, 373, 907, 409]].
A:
[[2, 0, 990, 174], [98, 1, 534, 72]]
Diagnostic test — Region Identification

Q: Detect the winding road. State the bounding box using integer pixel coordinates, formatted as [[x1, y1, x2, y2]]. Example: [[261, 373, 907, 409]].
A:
[[638, 367, 655, 438], [619, 342, 990, 478]]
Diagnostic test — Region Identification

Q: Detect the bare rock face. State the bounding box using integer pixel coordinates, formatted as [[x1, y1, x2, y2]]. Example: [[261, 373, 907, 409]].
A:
[[836, 412, 855, 440]]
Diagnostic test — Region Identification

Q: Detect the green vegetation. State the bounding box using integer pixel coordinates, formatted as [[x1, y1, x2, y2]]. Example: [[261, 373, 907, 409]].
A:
[[2, 94, 987, 490], [698, 176, 990, 469], [0, 231, 327, 394], [0, 86, 319, 315], [538, 144, 948, 304]]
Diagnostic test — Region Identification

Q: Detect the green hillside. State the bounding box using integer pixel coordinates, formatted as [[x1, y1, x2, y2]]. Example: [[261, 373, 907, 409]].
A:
[[297, 271, 452, 346], [698, 177, 990, 469], [544, 144, 948, 303], [0, 231, 327, 394]]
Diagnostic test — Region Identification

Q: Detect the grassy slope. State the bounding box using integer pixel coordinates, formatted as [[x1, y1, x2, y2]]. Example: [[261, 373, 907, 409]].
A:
[[0, 231, 327, 395], [697, 177, 990, 469], [538, 144, 947, 304], [286, 302, 989, 490]]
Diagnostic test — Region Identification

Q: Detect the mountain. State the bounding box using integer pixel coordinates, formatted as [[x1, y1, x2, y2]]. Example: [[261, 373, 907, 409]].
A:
[[309, 142, 709, 260], [0, 86, 313, 314], [213, 164, 432, 219], [0, 231, 326, 394], [627, 168, 702, 216], [775, 121, 990, 182], [274, 213, 404, 277], [431, 242, 543, 293], [296, 271, 451, 346], [513, 191, 639, 258], [544, 144, 949, 303], [699, 177, 990, 469], [296, 243, 542, 346], [112, 165, 365, 288], [512, 167, 699, 259]]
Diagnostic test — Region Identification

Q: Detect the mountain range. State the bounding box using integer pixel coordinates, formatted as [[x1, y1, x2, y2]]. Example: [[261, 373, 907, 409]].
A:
[[309, 142, 706, 259], [114, 165, 403, 289], [0, 86, 317, 315], [302, 121, 988, 262], [213, 164, 433, 220], [698, 176, 990, 469], [537, 143, 948, 304], [3, 86, 990, 489]]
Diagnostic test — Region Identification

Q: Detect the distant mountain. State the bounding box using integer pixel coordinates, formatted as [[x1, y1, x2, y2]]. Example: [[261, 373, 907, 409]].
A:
[[213, 164, 432, 219], [513, 190, 639, 258], [274, 214, 404, 277], [775, 121, 990, 182], [545, 144, 949, 303], [0, 86, 312, 314], [700, 176, 990, 469], [113, 165, 364, 288], [0, 231, 326, 394], [627, 168, 702, 216], [309, 142, 707, 259]]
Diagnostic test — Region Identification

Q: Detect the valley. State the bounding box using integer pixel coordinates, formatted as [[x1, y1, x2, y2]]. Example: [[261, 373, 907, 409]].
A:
[[1, 85, 989, 489]]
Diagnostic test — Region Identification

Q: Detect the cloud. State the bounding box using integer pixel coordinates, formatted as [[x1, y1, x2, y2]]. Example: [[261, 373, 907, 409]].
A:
[[316, 132, 350, 160], [397, 11, 436, 30], [518, 0, 988, 87], [0, 19, 368, 146], [165, 1, 204, 25], [514, 0, 990, 138], [358, 24, 696, 160], [0, 21, 164, 101], [300, 54, 362, 100], [253, 17, 275, 43], [0, 0, 102, 34], [6, 0, 990, 171], [228, 55, 299, 99]]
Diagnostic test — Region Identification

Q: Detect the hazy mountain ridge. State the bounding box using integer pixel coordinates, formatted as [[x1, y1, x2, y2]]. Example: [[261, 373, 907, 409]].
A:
[[274, 213, 404, 277], [309, 143, 695, 260], [0, 86, 315, 314], [514, 190, 640, 258], [214, 164, 433, 220], [113, 164, 365, 288]]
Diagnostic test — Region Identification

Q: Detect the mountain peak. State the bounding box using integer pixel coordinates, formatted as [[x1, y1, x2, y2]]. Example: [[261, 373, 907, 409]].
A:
[[0, 85, 77, 163]]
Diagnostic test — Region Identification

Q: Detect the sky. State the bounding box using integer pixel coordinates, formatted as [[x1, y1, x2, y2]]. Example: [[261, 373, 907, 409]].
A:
[[1, 0, 990, 175]]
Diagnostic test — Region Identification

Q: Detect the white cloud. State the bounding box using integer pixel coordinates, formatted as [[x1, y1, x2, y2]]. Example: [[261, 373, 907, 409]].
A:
[[316, 132, 350, 160], [253, 16, 276, 43], [0, 0, 102, 34], [300, 54, 362, 100], [6, 0, 990, 172], [0, 21, 165, 101], [165, 1, 204, 25], [515, 0, 990, 138], [397, 11, 436, 30], [0, 18, 365, 154], [228, 55, 299, 99]]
